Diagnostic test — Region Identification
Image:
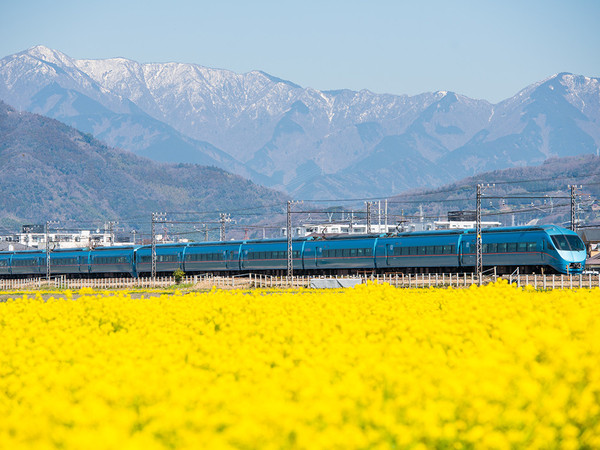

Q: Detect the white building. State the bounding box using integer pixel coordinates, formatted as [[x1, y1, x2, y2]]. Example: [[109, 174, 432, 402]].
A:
[[2, 228, 115, 249], [282, 219, 501, 238]]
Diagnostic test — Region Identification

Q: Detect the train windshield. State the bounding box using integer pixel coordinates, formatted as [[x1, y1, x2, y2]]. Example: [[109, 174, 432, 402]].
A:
[[551, 235, 585, 251]]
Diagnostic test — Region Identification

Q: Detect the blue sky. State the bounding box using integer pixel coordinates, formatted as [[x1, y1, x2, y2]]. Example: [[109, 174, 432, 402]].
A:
[[1, 0, 598, 103]]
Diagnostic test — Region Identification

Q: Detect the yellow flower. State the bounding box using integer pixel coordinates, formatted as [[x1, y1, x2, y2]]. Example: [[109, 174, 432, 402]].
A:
[[0, 282, 598, 449]]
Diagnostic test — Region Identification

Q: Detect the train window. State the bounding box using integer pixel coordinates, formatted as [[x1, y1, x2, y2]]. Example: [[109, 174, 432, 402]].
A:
[[497, 243, 507, 253], [551, 235, 584, 251], [507, 243, 517, 253], [528, 242, 537, 252], [551, 236, 569, 251], [14, 259, 35, 267], [517, 242, 527, 252], [565, 235, 584, 251], [55, 258, 77, 265]]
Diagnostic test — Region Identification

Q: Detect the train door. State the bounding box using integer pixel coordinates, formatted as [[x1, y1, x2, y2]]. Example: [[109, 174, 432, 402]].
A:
[[240, 249, 248, 270], [225, 250, 235, 270], [386, 243, 394, 266], [225, 246, 241, 271], [460, 239, 476, 268]]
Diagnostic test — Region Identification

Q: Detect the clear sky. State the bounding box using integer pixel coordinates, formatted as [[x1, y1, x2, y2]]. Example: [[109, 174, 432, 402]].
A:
[[1, 0, 598, 103]]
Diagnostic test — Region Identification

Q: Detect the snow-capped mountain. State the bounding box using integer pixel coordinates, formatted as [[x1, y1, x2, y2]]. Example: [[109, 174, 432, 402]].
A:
[[1, 45, 599, 199]]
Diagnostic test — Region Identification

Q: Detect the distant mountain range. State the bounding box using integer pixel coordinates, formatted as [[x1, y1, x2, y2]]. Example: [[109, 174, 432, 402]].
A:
[[1, 45, 599, 199], [0, 101, 287, 233]]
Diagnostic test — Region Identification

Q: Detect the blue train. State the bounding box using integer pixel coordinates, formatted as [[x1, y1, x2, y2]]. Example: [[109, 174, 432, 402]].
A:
[[0, 225, 586, 278]]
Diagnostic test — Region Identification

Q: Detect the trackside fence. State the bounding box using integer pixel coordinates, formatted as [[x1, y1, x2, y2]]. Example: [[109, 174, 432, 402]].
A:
[[1, 272, 600, 291]]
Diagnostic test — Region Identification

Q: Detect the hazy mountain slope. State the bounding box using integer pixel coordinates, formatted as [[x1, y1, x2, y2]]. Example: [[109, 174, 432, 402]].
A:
[[0, 101, 287, 228], [388, 154, 600, 227]]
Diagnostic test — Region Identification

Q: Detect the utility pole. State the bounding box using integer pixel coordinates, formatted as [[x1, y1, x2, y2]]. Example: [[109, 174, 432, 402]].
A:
[[385, 199, 388, 233], [151, 212, 167, 278], [476, 184, 494, 281], [286, 200, 301, 278], [569, 185, 581, 232], [219, 213, 231, 241], [287, 201, 293, 278], [106, 221, 117, 246], [45, 220, 59, 281]]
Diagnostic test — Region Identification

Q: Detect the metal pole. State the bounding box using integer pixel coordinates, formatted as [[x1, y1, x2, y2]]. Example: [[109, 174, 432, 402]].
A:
[[476, 183, 494, 283], [107, 221, 117, 246], [569, 185, 581, 232], [287, 200, 293, 278], [46, 221, 50, 281], [385, 199, 388, 233], [45, 220, 59, 281], [151, 212, 166, 279], [476, 184, 482, 279], [219, 213, 231, 241], [151, 213, 157, 278]]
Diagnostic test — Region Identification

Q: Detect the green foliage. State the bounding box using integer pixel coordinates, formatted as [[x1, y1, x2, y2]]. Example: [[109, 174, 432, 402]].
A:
[[173, 269, 185, 284], [0, 101, 288, 229]]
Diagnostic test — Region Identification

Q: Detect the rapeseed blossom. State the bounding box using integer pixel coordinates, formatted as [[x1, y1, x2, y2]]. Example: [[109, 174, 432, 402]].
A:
[[0, 281, 599, 449]]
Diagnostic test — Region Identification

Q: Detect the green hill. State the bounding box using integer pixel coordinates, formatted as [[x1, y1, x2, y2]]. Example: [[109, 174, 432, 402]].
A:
[[388, 155, 600, 228], [0, 101, 288, 234]]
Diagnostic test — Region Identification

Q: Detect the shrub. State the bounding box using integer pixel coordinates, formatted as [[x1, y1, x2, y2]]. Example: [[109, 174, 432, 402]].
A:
[[173, 269, 185, 284]]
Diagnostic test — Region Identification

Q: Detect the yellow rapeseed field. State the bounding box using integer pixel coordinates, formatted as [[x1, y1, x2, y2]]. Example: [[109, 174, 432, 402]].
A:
[[0, 281, 599, 449]]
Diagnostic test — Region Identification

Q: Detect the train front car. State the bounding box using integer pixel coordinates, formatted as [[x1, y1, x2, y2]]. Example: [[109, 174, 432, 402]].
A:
[[543, 226, 586, 274]]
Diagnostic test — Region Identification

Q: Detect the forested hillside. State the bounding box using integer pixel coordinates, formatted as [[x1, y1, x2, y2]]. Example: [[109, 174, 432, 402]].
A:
[[388, 155, 600, 227], [0, 101, 288, 231]]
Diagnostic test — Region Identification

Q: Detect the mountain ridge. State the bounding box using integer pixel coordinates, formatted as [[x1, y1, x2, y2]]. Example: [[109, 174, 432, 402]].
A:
[[1, 45, 599, 199]]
